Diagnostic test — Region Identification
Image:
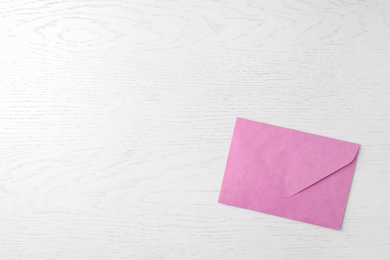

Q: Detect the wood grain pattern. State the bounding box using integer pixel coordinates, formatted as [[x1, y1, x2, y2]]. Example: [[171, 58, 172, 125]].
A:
[[1, 0, 390, 259]]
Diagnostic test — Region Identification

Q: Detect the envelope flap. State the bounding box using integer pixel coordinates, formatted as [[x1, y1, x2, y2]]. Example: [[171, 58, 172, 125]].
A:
[[234, 118, 360, 198]]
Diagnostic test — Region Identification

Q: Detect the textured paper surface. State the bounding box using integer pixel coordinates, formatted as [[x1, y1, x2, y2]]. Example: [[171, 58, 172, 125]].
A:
[[218, 118, 360, 230]]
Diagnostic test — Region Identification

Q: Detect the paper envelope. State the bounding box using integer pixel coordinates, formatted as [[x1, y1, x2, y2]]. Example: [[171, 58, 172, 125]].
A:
[[218, 118, 360, 230]]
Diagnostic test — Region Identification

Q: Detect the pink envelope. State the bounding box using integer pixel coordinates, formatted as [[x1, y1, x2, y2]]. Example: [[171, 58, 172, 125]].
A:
[[218, 118, 360, 230]]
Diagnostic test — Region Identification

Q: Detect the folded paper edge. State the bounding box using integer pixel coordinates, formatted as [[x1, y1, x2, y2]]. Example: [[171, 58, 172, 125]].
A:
[[235, 117, 361, 199], [282, 144, 360, 198]]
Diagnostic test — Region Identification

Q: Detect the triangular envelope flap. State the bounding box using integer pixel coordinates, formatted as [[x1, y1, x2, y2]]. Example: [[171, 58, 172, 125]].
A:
[[234, 118, 360, 198]]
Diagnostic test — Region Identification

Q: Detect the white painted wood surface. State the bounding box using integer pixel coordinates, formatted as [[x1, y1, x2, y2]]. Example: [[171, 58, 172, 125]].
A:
[[1, 0, 389, 259]]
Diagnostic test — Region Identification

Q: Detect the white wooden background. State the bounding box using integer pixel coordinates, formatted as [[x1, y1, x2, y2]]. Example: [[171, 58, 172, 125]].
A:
[[1, 0, 389, 259]]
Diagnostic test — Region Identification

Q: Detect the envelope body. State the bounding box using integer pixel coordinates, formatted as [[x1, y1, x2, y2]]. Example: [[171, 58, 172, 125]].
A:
[[218, 118, 360, 230]]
